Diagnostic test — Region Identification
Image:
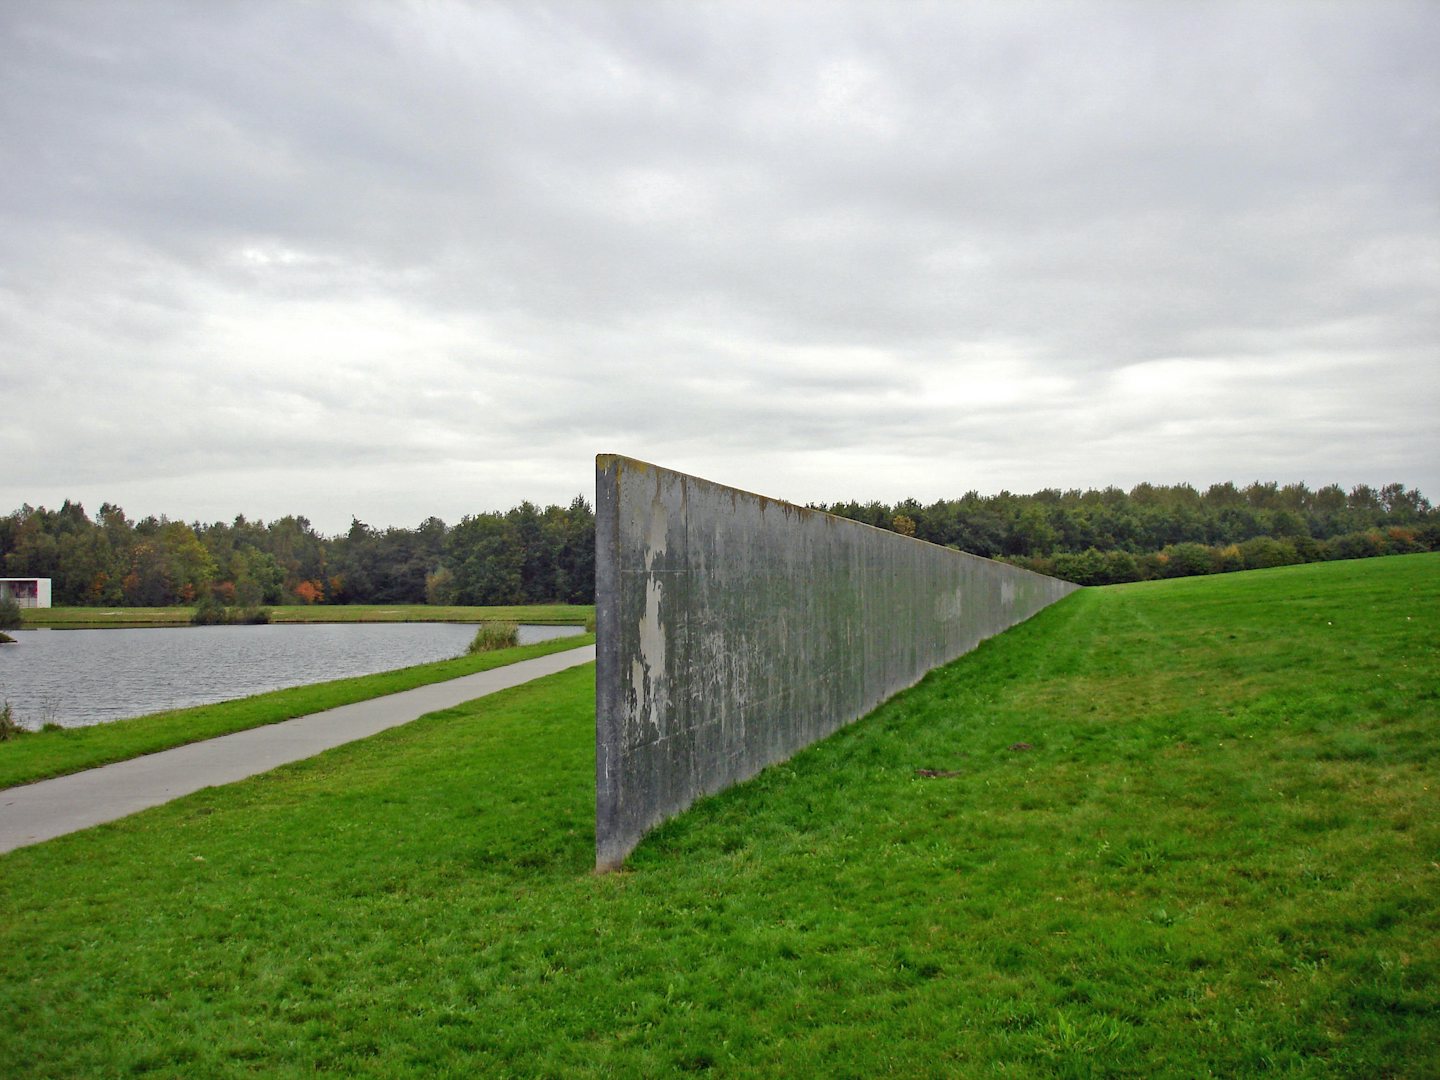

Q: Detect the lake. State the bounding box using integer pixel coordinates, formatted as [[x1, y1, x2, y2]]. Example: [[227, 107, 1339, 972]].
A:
[[0, 623, 586, 730]]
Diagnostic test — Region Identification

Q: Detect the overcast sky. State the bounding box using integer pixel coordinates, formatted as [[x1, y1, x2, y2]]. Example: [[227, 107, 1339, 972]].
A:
[[3, 1, 1437, 534]]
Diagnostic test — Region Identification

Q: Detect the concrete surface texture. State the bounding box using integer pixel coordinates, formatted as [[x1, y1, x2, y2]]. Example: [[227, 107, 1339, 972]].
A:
[[594, 456, 1079, 871], [0, 645, 596, 855]]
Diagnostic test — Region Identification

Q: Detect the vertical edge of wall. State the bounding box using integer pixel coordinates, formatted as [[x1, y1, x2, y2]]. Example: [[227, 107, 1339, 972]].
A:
[[594, 454, 625, 872], [594, 455, 1080, 872]]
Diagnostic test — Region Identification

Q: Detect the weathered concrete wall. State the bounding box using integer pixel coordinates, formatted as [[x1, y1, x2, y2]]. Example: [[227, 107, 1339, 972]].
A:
[[595, 455, 1079, 870]]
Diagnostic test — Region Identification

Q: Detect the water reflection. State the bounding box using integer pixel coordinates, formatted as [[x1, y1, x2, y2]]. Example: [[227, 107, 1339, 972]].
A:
[[0, 623, 585, 729]]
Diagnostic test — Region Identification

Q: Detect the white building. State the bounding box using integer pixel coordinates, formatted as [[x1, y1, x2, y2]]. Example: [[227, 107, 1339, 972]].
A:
[[0, 578, 52, 608]]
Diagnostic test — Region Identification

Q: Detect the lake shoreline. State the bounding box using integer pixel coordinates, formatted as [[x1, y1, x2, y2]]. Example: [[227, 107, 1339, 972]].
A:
[[20, 602, 594, 630], [0, 632, 596, 790], [0, 622, 586, 730]]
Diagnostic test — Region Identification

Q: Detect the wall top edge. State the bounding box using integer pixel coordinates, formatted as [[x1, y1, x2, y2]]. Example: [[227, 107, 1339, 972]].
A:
[[595, 454, 1081, 592], [598, 453, 830, 524]]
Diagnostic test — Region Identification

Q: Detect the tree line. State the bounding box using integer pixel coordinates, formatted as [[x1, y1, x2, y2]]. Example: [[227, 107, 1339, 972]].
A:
[[0, 498, 595, 607], [815, 480, 1437, 584], [2, 480, 1433, 606]]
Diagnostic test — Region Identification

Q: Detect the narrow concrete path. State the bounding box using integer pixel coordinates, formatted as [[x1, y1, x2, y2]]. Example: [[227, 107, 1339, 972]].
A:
[[0, 645, 595, 855]]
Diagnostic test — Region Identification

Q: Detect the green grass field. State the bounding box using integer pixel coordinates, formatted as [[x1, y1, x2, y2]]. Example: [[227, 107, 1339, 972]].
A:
[[1, 554, 1435, 1076], [0, 634, 595, 791], [19, 603, 593, 629]]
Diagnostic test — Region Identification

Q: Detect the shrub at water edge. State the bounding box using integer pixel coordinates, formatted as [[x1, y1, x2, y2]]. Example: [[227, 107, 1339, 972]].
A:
[[0, 701, 23, 740], [191, 597, 272, 626], [467, 622, 519, 654]]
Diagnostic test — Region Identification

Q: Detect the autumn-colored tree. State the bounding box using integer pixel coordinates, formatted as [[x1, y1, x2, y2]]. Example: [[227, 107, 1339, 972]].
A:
[[293, 580, 323, 604]]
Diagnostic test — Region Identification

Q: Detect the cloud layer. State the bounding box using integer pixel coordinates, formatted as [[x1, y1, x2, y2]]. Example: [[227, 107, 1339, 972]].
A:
[[3, 1, 1437, 532]]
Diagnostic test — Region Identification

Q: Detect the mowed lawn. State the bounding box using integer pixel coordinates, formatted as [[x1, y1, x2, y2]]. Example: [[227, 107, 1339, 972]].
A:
[[1, 555, 1435, 1077]]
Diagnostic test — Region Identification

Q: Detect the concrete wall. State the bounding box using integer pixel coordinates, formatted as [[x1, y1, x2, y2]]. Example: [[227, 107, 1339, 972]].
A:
[[595, 456, 1079, 870]]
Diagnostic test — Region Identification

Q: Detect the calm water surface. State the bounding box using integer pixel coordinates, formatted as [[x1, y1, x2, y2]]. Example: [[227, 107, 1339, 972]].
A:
[[0, 623, 585, 729]]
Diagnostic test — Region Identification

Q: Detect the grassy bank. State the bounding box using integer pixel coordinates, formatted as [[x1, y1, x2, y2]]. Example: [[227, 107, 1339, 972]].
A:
[[19, 603, 593, 629], [1, 555, 1436, 1076], [0, 634, 594, 790]]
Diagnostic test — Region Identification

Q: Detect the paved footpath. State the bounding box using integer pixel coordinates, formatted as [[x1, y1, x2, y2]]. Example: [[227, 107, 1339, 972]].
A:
[[0, 645, 596, 855]]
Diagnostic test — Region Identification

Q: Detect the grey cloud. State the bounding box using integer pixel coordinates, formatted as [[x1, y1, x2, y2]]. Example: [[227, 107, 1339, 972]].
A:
[[2, 0, 1437, 531]]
